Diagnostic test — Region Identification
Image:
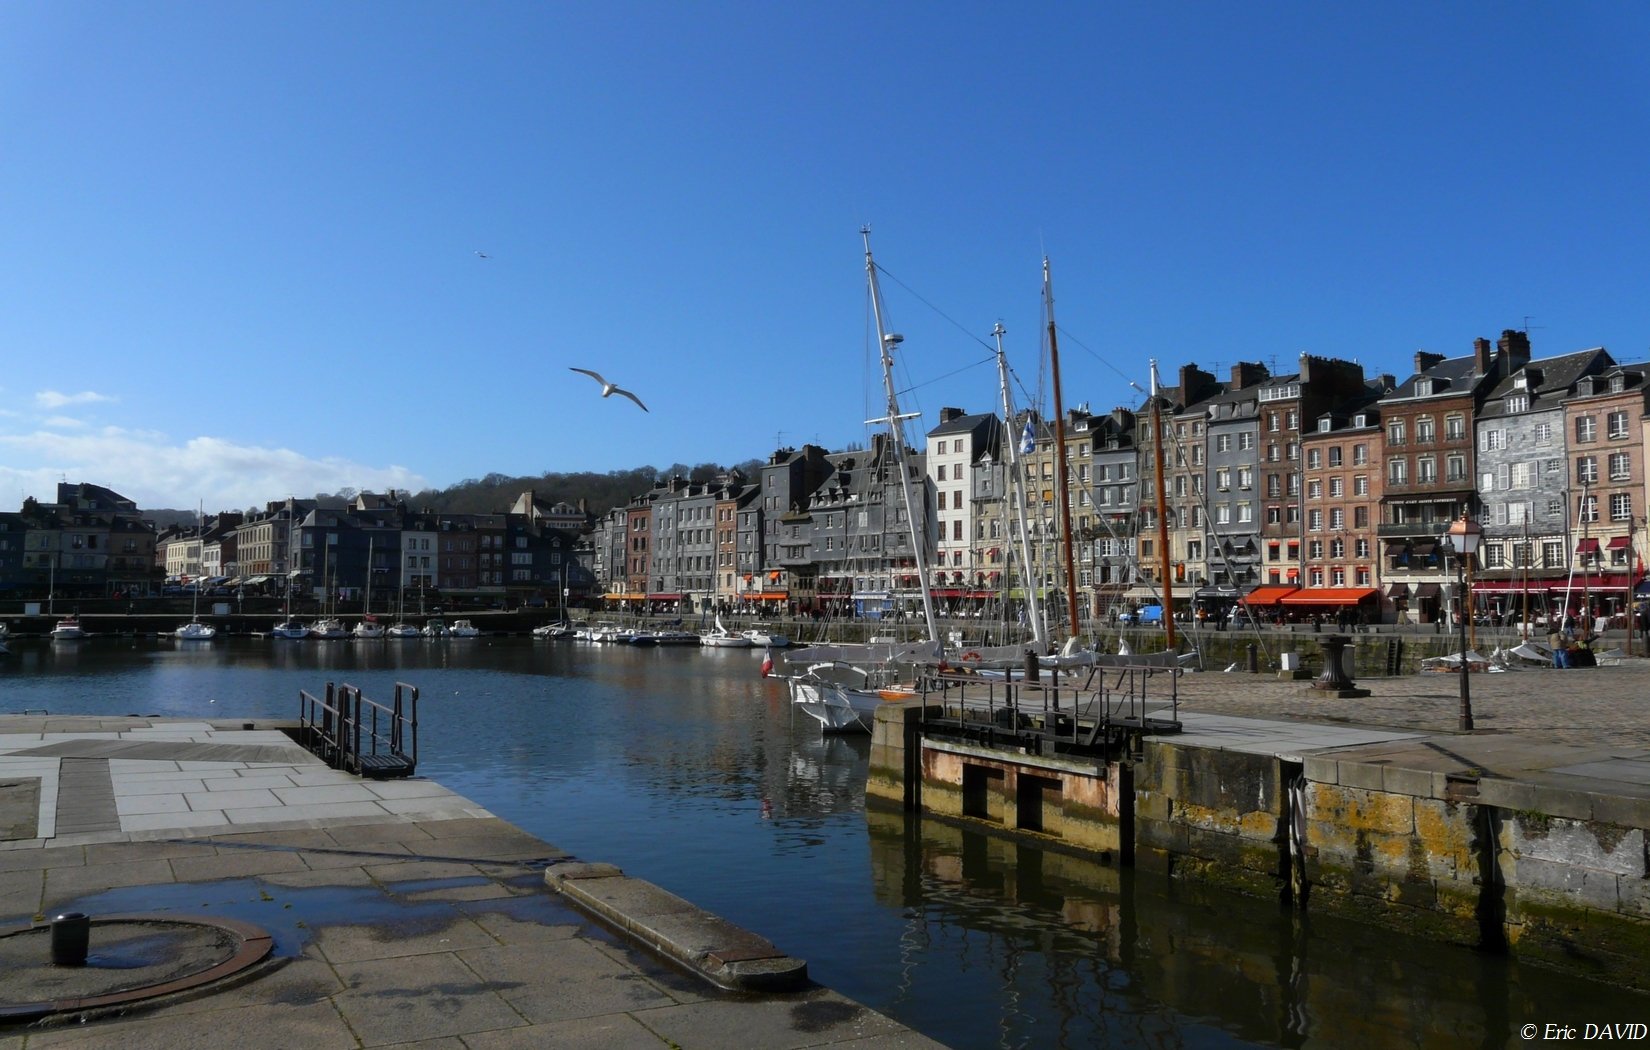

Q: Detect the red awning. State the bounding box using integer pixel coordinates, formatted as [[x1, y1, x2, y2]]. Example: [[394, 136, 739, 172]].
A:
[[931, 589, 965, 598], [1471, 579, 1557, 593], [1243, 585, 1300, 607], [1607, 536, 1632, 549], [1576, 538, 1601, 554], [1279, 587, 1380, 606], [1550, 573, 1639, 592], [647, 593, 683, 600]]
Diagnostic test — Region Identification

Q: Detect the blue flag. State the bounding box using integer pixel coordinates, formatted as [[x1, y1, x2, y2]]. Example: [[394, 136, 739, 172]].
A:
[[1020, 421, 1035, 455]]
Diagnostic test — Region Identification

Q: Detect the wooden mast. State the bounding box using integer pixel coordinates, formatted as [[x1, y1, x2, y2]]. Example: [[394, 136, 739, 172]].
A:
[[1043, 259, 1082, 642], [1151, 361, 1176, 649]]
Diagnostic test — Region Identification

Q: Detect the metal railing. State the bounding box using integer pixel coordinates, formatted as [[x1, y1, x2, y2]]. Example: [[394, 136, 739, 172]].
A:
[[914, 657, 1181, 759], [297, 680, 418, 778]]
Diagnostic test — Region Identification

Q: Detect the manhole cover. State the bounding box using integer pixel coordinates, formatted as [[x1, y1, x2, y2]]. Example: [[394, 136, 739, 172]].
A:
[[0, 914, 273, 1022]]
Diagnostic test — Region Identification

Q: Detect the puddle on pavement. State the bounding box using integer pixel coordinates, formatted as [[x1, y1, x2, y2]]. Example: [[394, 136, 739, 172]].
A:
[[52, 875, 586, 957]]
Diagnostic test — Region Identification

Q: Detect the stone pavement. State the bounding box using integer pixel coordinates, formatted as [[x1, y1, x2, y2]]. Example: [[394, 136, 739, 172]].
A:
[[1165, 658, 1650, 822], [0, 717, 945, 1050]]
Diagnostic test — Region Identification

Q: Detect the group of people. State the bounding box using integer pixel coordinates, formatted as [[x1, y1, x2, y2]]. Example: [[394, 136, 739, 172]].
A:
[[1548, 615, 1597, 669]]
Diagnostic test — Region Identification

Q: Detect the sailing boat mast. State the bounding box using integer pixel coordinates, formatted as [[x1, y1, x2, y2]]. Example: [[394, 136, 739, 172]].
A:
[[993, 322, 1045, 648], [863, 228, 941, 644], [1150, 361, 1177, 649], [1043, 259, 1082, 641]]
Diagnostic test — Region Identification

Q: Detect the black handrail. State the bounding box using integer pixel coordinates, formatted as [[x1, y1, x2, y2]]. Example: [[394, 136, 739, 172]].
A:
[[297, 680, 418, 778]]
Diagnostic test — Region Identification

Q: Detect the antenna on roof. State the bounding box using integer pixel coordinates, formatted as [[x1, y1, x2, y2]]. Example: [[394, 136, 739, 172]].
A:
[[1521, 316, 1545, 333]]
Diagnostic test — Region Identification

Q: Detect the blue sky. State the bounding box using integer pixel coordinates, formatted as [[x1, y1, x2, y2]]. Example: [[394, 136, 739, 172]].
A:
[[3, 3, 1648, 512]]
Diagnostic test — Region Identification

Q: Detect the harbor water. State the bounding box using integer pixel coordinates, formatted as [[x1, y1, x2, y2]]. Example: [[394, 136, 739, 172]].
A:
[[3, 636, 1644, 1048]]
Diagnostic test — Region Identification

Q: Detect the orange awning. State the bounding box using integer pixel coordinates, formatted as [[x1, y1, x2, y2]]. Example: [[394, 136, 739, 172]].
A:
[[1279, 587, 1380, 606], [1243, 585, 1299, 607]]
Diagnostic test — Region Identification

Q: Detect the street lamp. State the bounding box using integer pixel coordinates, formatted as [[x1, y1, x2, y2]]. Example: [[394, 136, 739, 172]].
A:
[[1442, 513, 1482, 731]]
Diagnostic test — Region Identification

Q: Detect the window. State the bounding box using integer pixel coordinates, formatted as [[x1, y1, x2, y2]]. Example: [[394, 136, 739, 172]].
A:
[[1542, 540, 1563, 568], [1328, 477, 1343, 497], [1216, 434, 1232, 452], [1216, 467, 1231, 490], [1447, 454, 1466, 482], [1608, 411, 1630, 439], [1576, 416, 1597, 443], [1417, 457, 1437, 483], [1610, 452, 1631, 481], [1308, 509, 1323, 531], [1328, 447, 1342, 467], [1611, 492, 1633, 521], [1535, 421, 1552, 445], [1481, 430, 1504, 451], [1354, 507, 1369, 529], [1309, 539, 1324, 559], [1388, 459, 1408, 484], [1239, 432, 1255, 450], [1307, 480, 1322, 500], [1578, 495, 1599, 523], [1510, 462, 1533, 489], [1577, 456, 1599, 485], [1505, 395, 1528, 414], [1387, 419, 1406, 445], [1237, 467, 1253, 488], [1306, 448, 1322, 468], [1329, 509, 1344, 531], [1237, 502, 1253, 523], [1352, 444, 1368, 465], [1445, 414, 1466, 440], [1416, 416, 1436, 443]]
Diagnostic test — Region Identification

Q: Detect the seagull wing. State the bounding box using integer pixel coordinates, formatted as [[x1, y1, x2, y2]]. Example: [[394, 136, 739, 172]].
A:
[[569, 367, 607, 385], [614, 387, 649, 412]]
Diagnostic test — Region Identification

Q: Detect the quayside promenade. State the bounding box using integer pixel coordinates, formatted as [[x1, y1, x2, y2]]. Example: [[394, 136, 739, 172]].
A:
[[0, 717, 943, 1050]]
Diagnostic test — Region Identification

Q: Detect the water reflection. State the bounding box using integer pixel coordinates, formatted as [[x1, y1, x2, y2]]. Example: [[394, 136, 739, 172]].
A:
[[2, 637, 1645, 1049]]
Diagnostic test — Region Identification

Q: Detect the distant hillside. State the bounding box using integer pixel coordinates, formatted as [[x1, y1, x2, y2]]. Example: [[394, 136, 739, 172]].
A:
[[410, 460, 766, 516]]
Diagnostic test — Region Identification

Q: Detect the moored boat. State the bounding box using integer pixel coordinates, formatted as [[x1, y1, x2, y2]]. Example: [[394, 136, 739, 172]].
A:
[[352, 615, 385, 639], [271, 620, 310, 639], [174, 620, 217, 641], [50, 617, 87, 641], [308, 618, 347, 640], [449, 619, 481, 638]]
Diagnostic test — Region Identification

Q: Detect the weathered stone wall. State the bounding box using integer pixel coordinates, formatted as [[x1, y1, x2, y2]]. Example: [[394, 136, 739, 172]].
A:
[[1133, 741, 1287, 898], [915, 739, 1125, 856]]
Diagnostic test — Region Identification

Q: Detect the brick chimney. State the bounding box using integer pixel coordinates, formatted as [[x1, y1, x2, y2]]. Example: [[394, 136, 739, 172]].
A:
[[1496, 329, 1532, 368], [938, 407, 965, 424], [1414, 351, 1445, 374], [1230, 361, 1269, 389], [1473, 337, 1492, 375]]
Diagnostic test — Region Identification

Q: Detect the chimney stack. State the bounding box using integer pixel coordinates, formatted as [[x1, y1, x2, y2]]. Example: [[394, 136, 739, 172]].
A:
[[938, 407, 964, 424], [1473, 337, 1492, 375], [1414, 351, 1445, 374], [1497, 329, 1532, 368]]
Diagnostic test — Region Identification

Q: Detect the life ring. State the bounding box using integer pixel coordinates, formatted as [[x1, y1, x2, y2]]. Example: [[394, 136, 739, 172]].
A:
[[961, 650, 982, 663]]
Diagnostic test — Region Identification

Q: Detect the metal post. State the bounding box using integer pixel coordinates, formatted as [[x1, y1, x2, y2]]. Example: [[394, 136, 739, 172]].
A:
[[1456, 561, 1474, 731]]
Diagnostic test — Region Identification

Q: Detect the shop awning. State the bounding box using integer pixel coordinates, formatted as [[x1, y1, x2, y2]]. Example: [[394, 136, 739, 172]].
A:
[[1551, 573, 1638, 592], [1412, 583, 1443, 599], [1384, 583, 1409, 597], [1384, 543, 1407, 556], [1576, 538, 1600, 554], [1280, 587, 1380, 606], [747, 591, 788, 600], [1411, 542, 1437, 556], [931, 589, 965, 598], [605, 592, 646, 601], [1243, 585, 1300, 607], [1607, 536, 1632, 549], [647, 593, 683, 601]]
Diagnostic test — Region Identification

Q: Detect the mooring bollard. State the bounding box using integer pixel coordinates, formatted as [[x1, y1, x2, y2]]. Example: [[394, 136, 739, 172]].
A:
[[1246, 643, 1259, 673], [50, 911, 90, 966]]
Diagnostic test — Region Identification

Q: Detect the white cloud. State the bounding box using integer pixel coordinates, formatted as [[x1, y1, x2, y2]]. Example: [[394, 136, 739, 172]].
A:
[[42, 416, 87, 429], [0, 427, 428, 511], [34, 390, 115, 409]]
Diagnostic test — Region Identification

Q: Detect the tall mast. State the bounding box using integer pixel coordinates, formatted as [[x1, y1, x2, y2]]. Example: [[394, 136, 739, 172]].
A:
[[993, 322, 1045, 647], [863, 228, 941, 644], [1150, 361, 1177, 649], [1043, 259, 1082, 641]]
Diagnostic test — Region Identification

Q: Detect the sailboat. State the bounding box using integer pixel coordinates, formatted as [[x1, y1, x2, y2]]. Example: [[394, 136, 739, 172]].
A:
[[788, 230, 946, 732], [174, 505, 218, 640], [353, 538, 384, 639], [307, 543, 346, 639]]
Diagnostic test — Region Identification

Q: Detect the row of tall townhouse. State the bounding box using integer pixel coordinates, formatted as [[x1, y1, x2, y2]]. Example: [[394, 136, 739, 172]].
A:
[[3, 486, 595, 606], [588, 330, 1650, 625]]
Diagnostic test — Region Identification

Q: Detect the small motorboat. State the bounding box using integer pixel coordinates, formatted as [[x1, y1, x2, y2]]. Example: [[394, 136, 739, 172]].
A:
[[271, 620, 310, 639], [50, 617, 86, 641], [308, 618, 347, 640], [449, 619, 481, 638], [174, 620, 217, 641]]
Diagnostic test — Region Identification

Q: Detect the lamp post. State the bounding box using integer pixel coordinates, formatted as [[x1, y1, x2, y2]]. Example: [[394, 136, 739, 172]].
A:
[[1442, 513, 1482, 731]]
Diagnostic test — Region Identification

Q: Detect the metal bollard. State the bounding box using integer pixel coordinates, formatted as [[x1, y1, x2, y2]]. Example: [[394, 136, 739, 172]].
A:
[[50, 912, 90, 966], [1246, 643, 1259, 674]]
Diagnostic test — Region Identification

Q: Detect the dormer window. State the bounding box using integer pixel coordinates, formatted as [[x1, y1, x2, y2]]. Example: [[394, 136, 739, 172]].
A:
[[1611, 375, 1626, 393], [1352, 413, 1367, 428], [1317, 418, 1332, 433], [1416, 379, 1434, 396]]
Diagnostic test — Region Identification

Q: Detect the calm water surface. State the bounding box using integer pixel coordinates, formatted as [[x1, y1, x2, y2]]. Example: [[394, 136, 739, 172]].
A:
[[3, 637, 1643, 1049]]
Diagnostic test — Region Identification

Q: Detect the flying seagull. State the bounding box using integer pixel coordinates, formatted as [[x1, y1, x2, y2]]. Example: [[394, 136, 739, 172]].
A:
[[570, 367, 648, 411], [474, 250, 489, 259]]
